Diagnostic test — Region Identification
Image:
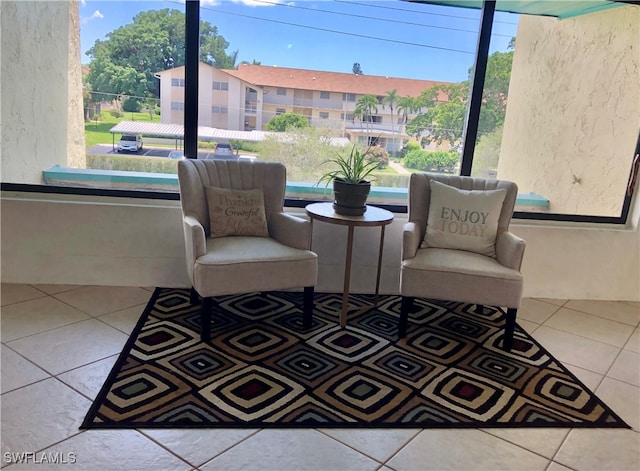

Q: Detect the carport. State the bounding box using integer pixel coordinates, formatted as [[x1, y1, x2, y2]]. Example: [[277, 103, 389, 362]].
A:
[[109, 121, 185, 151], [109, 121, 274, 152]]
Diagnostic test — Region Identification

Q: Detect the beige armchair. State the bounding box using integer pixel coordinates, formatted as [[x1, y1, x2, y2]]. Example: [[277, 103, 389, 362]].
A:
[[399, 173, 525, 351], [177, 159, 318, 342]]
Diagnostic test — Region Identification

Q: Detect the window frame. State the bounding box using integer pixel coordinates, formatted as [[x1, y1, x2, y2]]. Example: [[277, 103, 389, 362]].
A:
[[2, 0, 636, 225]]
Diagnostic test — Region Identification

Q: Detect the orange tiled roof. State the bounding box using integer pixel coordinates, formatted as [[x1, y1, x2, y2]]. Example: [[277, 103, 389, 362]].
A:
[[224, 64, 451, 99]]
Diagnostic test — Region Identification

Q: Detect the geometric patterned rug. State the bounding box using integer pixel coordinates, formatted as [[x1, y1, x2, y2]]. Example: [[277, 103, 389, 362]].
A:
[[81, 288, 629, 429]]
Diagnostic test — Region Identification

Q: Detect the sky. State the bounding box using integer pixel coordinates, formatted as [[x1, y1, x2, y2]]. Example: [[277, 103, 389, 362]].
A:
[[79, 0, 519, 83]]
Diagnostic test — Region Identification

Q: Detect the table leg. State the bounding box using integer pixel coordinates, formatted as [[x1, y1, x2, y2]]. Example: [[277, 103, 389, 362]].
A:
[[341, 225, 355, 327], [374, 225, 386, 307]]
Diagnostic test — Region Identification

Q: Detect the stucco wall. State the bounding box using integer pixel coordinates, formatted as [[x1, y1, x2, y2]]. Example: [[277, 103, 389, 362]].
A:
[[1, 192, 638, 301], [67, 1, 87, 169], [499, 6, 639, 216], [0, 1, 74, 184]]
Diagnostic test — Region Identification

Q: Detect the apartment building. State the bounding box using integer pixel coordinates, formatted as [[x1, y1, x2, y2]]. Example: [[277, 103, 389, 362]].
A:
[[155, 63, 450, 151]]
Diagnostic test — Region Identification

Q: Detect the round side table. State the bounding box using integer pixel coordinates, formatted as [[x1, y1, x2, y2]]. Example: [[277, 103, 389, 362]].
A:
[[305, 202, 394, 327]]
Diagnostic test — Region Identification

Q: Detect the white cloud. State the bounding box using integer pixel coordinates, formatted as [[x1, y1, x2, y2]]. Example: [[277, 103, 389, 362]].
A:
[[202, 0, 291, 7], [230, 0, 286, 7], [81, 10, 104, 25]]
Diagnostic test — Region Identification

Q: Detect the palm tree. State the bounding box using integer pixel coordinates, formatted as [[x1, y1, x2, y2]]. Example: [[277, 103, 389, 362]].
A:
[[396, 96, 416, 140], [353, 94, 379, 144], [383, 89, 399, 153]]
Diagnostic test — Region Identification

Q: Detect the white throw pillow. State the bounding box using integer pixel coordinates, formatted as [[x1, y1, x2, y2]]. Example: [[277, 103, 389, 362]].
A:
[[205, 186, 269, 238], [423, 180, 506, 257]]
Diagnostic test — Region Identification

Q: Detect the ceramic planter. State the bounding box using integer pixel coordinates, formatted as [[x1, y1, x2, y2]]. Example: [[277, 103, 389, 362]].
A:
[[333, 178, 371, 216]]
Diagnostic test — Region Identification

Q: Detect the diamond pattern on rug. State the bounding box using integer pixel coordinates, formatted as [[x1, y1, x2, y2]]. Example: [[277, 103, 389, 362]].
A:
[[81, 288, 630, 429]]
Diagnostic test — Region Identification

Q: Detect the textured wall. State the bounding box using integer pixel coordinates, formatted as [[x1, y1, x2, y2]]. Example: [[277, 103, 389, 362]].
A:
[[1, 1, 72, 183], [499, 6, 640, 216], [67, 1, 86, 169]]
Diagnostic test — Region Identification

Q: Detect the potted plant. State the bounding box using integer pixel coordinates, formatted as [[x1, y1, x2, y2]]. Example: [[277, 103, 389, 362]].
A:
[[318, 144, 379, 216]]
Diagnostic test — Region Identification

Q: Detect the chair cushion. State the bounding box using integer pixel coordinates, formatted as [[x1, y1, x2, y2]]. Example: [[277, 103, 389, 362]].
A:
[[423, 180, 506, 257], [193, 237, 318, 296], [401, 248, 523, 308], [205, 186, 268, 238]]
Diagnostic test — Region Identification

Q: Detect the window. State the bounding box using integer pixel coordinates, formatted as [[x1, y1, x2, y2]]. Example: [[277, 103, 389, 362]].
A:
[[4, 1, 635, 226], [212, 81, 229, 91], [343, 93, 357, 102], [466, 9, 638, 219]]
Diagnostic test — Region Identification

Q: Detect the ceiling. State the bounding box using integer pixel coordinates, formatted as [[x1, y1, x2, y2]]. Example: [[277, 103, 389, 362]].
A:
[[409, 0, 629, 19]]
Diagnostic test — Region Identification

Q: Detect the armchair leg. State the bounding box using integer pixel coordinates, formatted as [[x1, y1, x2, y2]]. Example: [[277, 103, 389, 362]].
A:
[[399, 296, 414, 338], [303, 286, 314, 329], [189, 286, 199, 305], [475, 304, 484, 314], [201, 297, 213, 342], [503, 307, 517, 352]]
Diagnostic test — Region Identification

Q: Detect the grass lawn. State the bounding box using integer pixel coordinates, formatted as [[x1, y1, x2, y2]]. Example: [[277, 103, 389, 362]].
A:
[[84, 111, 159, 148]]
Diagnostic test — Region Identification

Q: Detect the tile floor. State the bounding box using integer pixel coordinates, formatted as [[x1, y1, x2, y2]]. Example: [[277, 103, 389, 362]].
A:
[[1, 284, 638, 471]]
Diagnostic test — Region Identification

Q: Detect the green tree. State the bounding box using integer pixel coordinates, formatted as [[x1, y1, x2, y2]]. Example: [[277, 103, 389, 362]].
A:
[[265, 113, 309, 132], [353, 94, 379, 136], [352, 62, 363, 75], [86, 9, 235, 99], [382, 89, 399, 153], [406, 47, 514, 147], [396, 95, 417, 140]]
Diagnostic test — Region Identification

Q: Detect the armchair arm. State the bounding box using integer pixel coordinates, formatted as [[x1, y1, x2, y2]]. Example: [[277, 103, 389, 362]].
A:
[[495, 231, 526, 271], [269, 212, 312, 250], [183, 215, 207, 265], [402, 222, 421, 261]]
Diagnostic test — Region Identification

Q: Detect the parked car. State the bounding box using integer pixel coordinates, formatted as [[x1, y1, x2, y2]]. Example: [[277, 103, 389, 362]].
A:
[[168, 150, 184, 160], [117, 134, 143, 153], [212, 143, 236, 160]]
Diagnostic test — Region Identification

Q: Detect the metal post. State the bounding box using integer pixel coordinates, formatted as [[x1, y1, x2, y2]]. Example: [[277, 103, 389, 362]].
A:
[[184, 1, 200, 159], [460, 0, 496, 175]]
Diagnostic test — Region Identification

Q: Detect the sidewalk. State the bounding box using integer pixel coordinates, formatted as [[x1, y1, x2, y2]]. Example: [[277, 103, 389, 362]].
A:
[[388, 160, 411, 175]]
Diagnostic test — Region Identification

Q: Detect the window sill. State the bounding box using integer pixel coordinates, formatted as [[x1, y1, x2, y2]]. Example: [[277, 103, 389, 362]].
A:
[[41, 165, 550, 210]]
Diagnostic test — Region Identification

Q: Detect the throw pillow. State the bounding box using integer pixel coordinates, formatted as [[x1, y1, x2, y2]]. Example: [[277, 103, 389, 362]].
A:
[[423, 180, 506, 257], [205, 186, 269, 238]]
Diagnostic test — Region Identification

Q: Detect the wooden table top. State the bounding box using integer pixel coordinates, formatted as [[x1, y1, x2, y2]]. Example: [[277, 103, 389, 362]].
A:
[[305, 202, 394, 227]]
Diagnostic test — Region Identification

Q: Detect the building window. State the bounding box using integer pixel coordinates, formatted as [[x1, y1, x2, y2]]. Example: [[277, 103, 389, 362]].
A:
[[212, 105, 228, 114], [320, 91, 330, 99], [319, 112, 329, 119], [343, 93, 356, 102], [171, 78, 185, 87], [277, 87, 287, 96], [171, 101, 184, 111], [341, 113, 354, 121], [275, 108, 286, 116], [212, 81, 229, 91]]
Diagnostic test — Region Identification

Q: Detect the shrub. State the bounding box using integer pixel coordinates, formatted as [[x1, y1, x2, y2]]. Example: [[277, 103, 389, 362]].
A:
[[366, 145, 389, 169], [122, 97, 142, 112], [266, 113, 309, 132], [404, 149, 459, 173], [109, 110, 123, 118], [400, 141, 421, 158], [198, 140, 217, 149], [86, 154, 178, 174]]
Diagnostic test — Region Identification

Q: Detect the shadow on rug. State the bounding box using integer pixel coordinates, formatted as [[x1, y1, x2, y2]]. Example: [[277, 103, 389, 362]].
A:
[[82, 288, 629, 429]]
